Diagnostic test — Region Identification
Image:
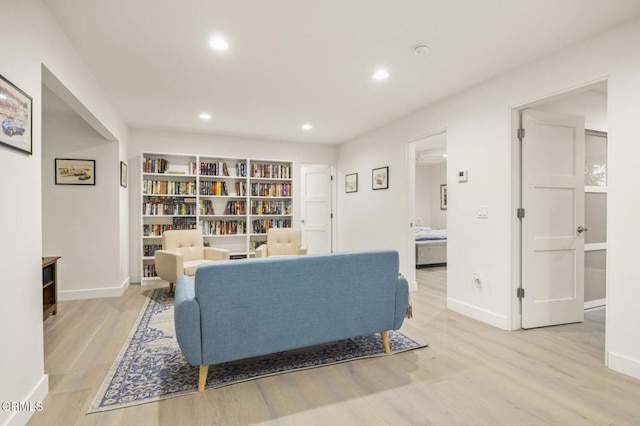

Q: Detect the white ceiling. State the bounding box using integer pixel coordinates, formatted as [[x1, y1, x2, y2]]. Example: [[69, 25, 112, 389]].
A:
[[42, 0, 640, 144]]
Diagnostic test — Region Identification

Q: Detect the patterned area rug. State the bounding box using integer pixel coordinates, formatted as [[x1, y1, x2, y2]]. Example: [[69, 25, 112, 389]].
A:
[[89, 288, 426, 413]]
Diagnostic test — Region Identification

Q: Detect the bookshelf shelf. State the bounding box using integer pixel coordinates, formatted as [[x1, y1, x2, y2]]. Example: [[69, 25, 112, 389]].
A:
[[141, 152, 293, 284]]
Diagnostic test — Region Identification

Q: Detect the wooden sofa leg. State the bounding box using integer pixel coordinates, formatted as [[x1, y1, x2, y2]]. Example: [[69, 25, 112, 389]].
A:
[[169, 282, 174, 292], [199, 365, 209, 392], [381, 331, 390, 354]]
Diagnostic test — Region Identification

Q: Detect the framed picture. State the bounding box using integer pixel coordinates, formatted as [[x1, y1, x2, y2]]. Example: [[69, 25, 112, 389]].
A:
[[345, 173, 358, 193], [120, 161, 128, 187], [440, 184, 448, 210], [372, 166, 389, 190], [0, 74, 33, 155], [55, 158, 96, 185]]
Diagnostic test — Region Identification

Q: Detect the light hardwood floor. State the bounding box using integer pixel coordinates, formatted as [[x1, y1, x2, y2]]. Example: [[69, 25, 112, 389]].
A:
[[29, 267, 640, 425]]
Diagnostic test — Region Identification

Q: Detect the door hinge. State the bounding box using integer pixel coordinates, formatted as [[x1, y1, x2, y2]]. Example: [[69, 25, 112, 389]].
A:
[[517, 208, 525, 219], [330, 213, 334, 219], [517, 128, 525, 139], [517, 288, 525, 299], [331, 175, 334, 181]]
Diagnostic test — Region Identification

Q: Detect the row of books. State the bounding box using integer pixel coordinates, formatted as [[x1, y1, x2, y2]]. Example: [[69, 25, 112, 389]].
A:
[[143, 264, 157, 278], [143, 157, 170, 174], [251, 200, 292, 215], [251, 163, 291, 179], [250, 182, 292, 197], [199, 200, 215, 215], [143, 157, 290, 179], [200, 162, 248, 177], [252, 219, 292, 234], [143, 197, 197, 216], [143, 244, 162, 257], [201, 220, 247, 235], [143, 218, 197, 236], [143, 180, 196, 195], [225, 200, 247, 215], [198, 200, 249, 215], [199, 181, 228, 196]]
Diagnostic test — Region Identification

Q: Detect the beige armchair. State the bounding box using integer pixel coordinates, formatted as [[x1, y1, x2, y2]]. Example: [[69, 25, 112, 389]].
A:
[[254, 228, 307, 258], [155, 229, 230, 291]]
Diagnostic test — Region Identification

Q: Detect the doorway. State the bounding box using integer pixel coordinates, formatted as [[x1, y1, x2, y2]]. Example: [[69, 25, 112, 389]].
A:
[[408, 132, 447, 294], [512, 81, 608, 331], [300, 163, 335, 254]]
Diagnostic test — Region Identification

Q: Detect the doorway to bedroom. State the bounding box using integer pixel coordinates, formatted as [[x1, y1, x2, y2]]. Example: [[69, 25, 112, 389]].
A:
[[411, 132, 448, 298]]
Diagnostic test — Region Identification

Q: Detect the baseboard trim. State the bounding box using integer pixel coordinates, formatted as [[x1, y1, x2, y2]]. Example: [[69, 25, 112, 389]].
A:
[[584, 298, 606, 310], [447, 297, 510, 330], [608, 351, 640, 380], [58, 277, 130, 301], [3, 374, 48, 426]]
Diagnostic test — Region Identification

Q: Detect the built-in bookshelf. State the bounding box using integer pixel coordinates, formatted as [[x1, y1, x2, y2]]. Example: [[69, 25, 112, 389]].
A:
[[141, 152, 293, 284]]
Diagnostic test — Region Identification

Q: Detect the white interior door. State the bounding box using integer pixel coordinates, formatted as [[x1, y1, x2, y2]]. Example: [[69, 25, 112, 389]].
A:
[[521, 109, 585, 329], [300, 164, 332, 254]]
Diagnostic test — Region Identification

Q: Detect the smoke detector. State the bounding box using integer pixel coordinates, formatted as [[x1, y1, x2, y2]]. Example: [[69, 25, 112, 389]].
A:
[[413, 43, 430, 55]]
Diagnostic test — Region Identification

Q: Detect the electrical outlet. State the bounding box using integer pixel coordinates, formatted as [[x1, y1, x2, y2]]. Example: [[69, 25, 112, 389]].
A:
[[477, 205, 488, 219], [473, 273, 482, 287]]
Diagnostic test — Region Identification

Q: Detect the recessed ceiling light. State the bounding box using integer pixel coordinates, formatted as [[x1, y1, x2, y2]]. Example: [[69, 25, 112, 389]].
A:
[[208, 36, 229, 51], [442, 154, 448, 158], [302, 123, 313, 131], [0, 93, 6, 100], [199, 112, 212, 120], [372, 68, 389, 81]]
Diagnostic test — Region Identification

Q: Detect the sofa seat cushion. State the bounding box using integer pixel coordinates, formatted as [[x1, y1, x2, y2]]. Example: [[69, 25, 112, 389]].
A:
[[184, 259, 213, 276]]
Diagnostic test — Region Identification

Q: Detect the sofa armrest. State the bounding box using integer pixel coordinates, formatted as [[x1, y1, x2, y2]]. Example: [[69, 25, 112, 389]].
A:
[[174, 275, 203, 366], [254, 244, 267, 258], [203, 247, 231, 261], [299, 246, 308, 255], [394, 275, 409, 329], [155, 250, 183, 284]]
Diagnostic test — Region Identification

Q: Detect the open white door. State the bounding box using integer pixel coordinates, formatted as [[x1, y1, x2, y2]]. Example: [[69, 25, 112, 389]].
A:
[[300, 164, 332, 254], [521, 109, 585, 329]]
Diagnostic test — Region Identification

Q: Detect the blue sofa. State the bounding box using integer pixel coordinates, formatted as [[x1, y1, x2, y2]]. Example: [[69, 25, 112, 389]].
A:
[[174, 250, 409, 391]]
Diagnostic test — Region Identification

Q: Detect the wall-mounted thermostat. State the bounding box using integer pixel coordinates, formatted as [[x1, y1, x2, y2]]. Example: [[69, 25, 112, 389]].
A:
[[457, 170, 468, 182]]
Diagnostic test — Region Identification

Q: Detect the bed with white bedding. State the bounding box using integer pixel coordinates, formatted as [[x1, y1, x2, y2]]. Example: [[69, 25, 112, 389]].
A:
[[415, 227, 447, 267]]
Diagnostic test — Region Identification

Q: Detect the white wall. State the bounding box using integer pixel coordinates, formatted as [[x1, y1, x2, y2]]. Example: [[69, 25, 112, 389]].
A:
[[42, 113, 124, 300], [128, 128, 337, 282], [0, 1, 127, 424], [338, 17, 640, 380], [415, 165, 431, 227]]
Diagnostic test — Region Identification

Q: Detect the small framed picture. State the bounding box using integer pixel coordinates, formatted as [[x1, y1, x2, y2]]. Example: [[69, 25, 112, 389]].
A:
[[55, 158, 96, 185], [345, 173, 358, 193], [0, 74, 33, 155], [440, 184, 448, 210], [120, 161, 128, 187], [372, 166, 389, 190]]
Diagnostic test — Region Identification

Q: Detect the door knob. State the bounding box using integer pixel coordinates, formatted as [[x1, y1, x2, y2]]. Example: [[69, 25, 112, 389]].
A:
[[301, 219, 305, 224], [577, 226, 588, 233]]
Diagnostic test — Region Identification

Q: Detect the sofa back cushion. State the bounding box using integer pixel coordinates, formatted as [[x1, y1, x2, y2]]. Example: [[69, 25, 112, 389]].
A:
[[267, 228, 302, 256], [162, 229, 204, 262], [194, 250, 404, 365]]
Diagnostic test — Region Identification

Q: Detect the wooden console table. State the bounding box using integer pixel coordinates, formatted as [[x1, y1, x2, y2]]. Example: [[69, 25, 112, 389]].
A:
[[42, 256, 61, 320]]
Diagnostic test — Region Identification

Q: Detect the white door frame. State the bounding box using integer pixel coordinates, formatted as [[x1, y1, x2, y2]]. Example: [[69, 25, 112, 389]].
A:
[[405, 129, 448, 293], [509, 78, 609, 331]]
